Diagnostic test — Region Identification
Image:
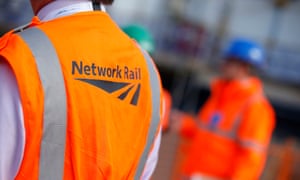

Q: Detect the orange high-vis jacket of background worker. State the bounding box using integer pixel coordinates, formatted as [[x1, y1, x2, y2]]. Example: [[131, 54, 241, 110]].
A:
[[180, 77, 275, 180], [0, 12, 162, 179], [161, 89, 172, 131]]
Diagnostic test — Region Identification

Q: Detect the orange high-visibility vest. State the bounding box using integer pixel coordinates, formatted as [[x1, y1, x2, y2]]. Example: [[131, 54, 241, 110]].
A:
[[0, 11, 162, 180], [180, 78, 275, 180]]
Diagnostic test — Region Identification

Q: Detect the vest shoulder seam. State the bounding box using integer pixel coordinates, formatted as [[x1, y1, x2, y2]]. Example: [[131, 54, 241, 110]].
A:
[[13, 23, 32, 34]]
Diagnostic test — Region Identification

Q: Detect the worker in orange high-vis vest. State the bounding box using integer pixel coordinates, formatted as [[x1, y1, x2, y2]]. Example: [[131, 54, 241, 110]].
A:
[[0, 0, 163, 180], [173, 39, 275, 180]]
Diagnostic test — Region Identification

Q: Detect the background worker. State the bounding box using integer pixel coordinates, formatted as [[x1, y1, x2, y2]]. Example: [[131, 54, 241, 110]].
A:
[[172, 39, 275, 180], [122, 24, 172, 132], [0, 0, 162, 179]]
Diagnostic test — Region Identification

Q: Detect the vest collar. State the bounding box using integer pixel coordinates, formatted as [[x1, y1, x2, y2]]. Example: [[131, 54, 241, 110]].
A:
[[37, 1, 105, 22]]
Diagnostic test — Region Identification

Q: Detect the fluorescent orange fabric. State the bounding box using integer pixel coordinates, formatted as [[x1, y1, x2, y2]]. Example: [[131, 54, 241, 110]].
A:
[[0, 12, 162, 179], [161, 89, 172, 131], [180, 77, 275, 180]]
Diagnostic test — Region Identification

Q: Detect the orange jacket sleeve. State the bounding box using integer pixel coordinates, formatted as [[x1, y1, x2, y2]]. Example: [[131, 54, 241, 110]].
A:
[[179, 113, 198, 139], [232, 100, 275, 180], [161, 89, 172, 131]]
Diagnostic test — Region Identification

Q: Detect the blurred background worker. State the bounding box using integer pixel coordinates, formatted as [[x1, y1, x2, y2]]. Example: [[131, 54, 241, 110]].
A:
[[173, 39, 275, 180], [122, 24, 173, 132], [0, 0, 162, 179]]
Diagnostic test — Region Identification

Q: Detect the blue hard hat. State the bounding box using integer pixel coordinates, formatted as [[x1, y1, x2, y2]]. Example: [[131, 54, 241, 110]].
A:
[[223, 38, 265, 67]]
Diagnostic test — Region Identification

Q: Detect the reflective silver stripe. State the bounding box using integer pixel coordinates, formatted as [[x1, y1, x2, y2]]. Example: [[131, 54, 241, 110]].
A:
[[19, 28, 67, 180], [134, 51, 161, 180], [195, 118, 236, 139], [195, 93, 264, 146], [238, 139, 266, 153], [231, 93, 263, 137], [196, 118, 266, 153]]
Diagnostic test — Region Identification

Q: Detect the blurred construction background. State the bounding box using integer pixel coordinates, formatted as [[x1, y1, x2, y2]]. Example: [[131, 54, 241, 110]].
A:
[[1, 0, 299, 179]]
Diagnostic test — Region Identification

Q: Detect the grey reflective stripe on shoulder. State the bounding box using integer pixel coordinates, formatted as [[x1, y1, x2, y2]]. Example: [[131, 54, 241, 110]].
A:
[[134, 51, 161, 180], [231, 92, 263, 137], [19, 27, 67, 180]]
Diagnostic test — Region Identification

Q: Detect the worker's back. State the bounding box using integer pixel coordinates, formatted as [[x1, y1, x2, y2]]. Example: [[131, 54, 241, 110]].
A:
[[0, 11, 162, 179]]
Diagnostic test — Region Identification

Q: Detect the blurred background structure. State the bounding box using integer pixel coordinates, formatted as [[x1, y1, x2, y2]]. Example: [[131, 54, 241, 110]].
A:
[[1, 0, 299, 179]]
